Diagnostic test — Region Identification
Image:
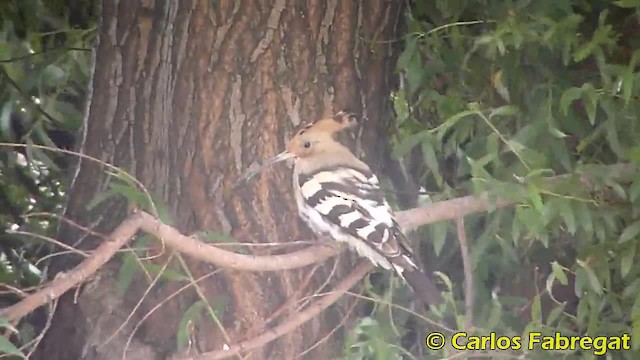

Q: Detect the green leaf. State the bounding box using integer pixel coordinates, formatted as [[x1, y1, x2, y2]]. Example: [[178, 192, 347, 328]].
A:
[[486, 302, 503, 330], [576, 298, 589, 325], [421, 136, 443, 187], [621, 243, 636, 278], [141, 262, 189, 282], [546, 303, 566, 325], [396, 36, 417, 70], [392, 91, 409, 123], [406, 50, 424, 96], [577, 259, 602, 295], [605, 119, 624, 158], [25, 137, 35, 164], [619, 220, 640, 243], [86, 191, 116, 210], [0, 318, 17, 332], [489, 105, 518, 118], [557, 199, 576, 235], [633, 318, 640, 351], [551, 261, 569, 286], [149, 195, 173, 225], [430, 221, 448, 256], [574, 202, 593, 238], [559, 87, 582, 115], [528, 184, 544, 214], [0, 336, 24, 358], [627, 145, 640, 166], [531, 294, 542, 324], [208, 295, 230, 318], [393, 131, 427, 157], [613, 0, 640, 8], [622, 68, 634, 105], [109, 182, 147, 205], [32, 147, 61, 171], [434, 110, 478, 141], [116, 253, 138, 296], [548, 126, 567, 138], [176, 300, 206, 350], [486, 132, 499, 157], [40, 64, 65, 88], [630, 177, 640, 202], [633, 295, 640, 350], [583, 85, 598, 125]]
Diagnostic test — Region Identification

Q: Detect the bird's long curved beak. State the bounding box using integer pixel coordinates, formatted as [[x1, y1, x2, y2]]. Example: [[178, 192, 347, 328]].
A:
[[234, 151, 295, 185]]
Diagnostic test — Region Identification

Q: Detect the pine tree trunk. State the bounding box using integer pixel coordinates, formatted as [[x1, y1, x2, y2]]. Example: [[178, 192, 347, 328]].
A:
[[37, 1, 404, 359]]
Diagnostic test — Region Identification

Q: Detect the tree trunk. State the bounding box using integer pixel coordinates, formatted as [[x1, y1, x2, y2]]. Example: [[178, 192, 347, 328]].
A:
[[37, 1, 404, 359]]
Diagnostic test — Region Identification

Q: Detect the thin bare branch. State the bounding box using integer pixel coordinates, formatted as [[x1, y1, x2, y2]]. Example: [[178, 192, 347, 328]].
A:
[[176, 262, 374, 360]]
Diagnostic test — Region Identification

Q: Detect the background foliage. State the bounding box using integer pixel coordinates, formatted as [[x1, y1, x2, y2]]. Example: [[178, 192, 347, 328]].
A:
[[345, 0, 640, 359], [1, 0, 640, 359], [0, 0, 94, 356]]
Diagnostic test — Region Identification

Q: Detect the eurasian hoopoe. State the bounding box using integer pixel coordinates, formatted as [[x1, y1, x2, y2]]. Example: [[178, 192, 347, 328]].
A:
[[238, 112, 443, 305]]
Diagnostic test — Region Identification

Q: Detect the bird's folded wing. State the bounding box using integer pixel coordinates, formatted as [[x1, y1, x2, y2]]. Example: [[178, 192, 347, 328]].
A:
[[297, 167, 407, 260]]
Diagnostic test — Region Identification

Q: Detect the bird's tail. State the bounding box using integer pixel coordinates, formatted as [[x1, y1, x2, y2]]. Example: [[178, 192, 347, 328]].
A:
[[401, 267, 444, 306]]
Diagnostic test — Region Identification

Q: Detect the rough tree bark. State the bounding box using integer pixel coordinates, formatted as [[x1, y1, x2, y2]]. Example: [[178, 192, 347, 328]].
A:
[[37, 1, 404, 359]]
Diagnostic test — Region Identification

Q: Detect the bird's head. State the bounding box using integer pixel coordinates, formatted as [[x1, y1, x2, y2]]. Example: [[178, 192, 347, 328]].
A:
[[285, 111, 357, 159], [235, 111, 358, 183]]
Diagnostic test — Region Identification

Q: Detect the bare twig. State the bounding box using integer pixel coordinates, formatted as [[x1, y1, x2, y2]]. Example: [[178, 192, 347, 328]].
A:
[[7, 230, 90, 258], [103, 253, 177, 351], [178, 262, 374, 360], [25, 212, 109, 240], [297, 288, 361, 358], [121, 270, 222, 360], [0, 47, 91, 63], [246, 263, 322, 337], [22, 298, 57, 359], [456, 217, 473, 330], [0, 67, 61, 126]]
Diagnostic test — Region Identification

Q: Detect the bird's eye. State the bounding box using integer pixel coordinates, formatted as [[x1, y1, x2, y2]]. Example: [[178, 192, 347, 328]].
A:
[[303, 141, 311, 148]]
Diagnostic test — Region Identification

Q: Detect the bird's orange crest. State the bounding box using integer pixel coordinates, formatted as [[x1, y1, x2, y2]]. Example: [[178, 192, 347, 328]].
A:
[[294, 111, 358, 136]]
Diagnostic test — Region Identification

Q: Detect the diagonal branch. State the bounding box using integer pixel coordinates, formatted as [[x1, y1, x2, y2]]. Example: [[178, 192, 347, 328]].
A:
[[172, 262, 375, 360], [137, 212, 342, 271], [0, 212, 144, 322], [397, 162, 637, 231]]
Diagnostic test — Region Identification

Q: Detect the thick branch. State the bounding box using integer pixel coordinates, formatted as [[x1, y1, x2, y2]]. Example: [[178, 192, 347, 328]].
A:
[[137, 212, 341, 271], [397, 194, 513, 231], [0, 212, 341, 322], [0, 213, 144, 322], [397, 162, 637, 231]]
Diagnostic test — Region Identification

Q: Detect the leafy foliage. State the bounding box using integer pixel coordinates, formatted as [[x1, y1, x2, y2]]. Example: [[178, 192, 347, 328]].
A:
[[0, 0, 95, 356], [344, 0, 640, 358], [354, 0, 640, 359], [2, 1, 640, 359]]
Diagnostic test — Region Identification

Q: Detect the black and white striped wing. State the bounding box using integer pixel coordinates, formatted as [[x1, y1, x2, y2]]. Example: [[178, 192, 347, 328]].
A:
[[297, 167, 416, 271], [297, 166, 444, 305]]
